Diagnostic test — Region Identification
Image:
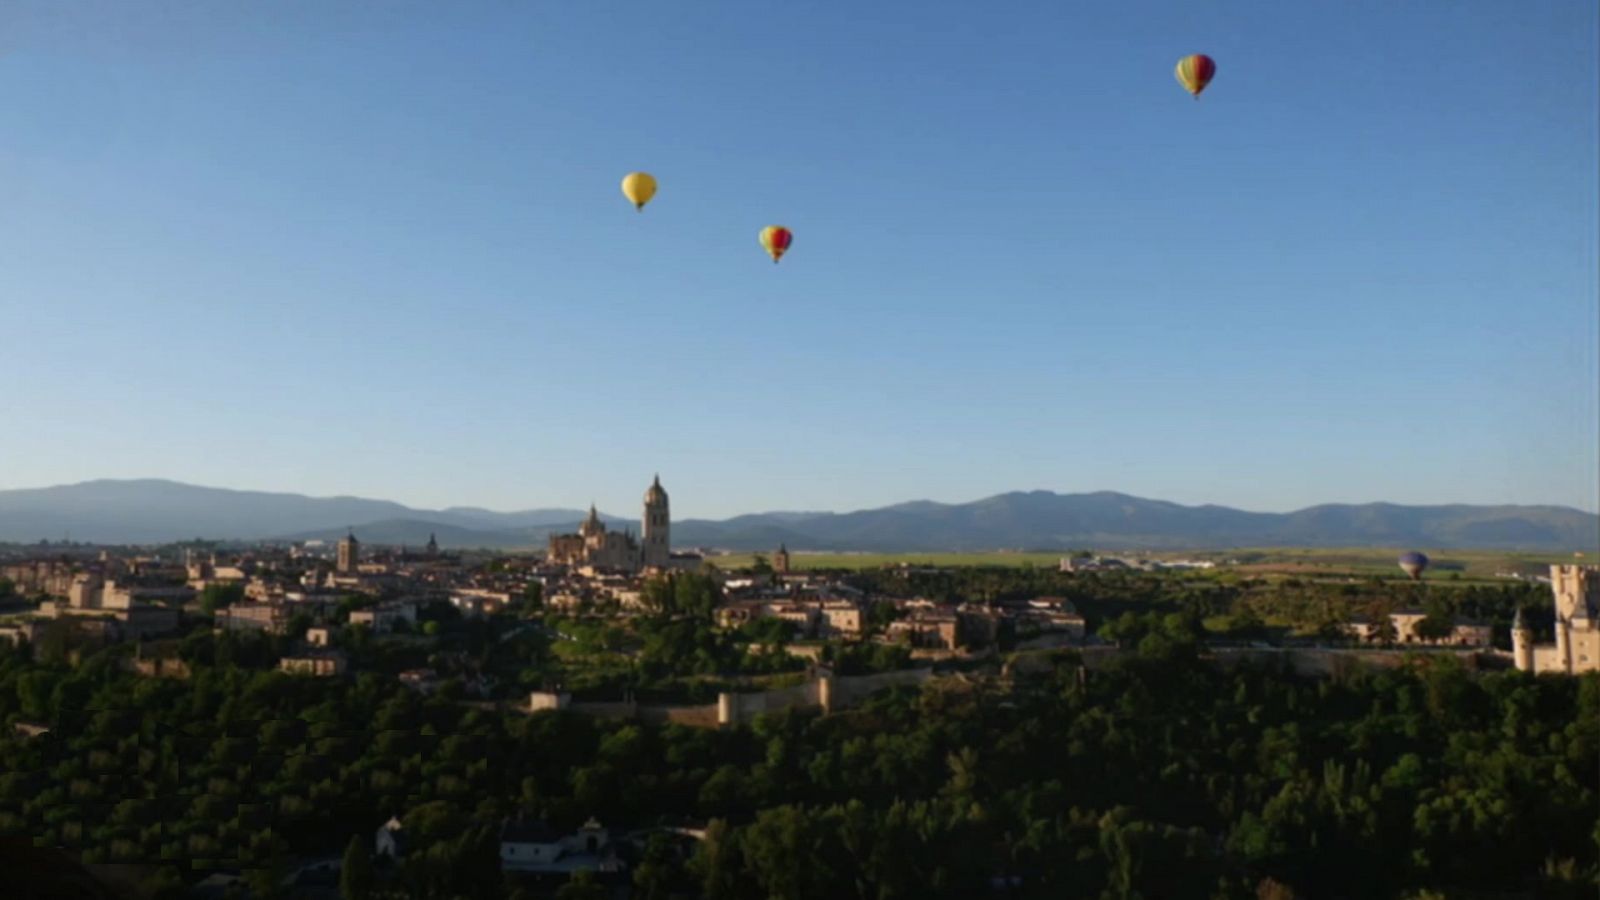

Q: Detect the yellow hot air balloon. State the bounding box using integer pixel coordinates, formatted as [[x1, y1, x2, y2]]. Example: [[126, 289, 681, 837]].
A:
[[1175, 54, 1217, 99], [621, 172, 657, 211], [759, 226, 793, 264]]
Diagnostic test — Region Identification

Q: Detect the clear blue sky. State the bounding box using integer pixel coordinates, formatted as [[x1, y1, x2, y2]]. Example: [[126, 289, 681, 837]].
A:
[[1, 1, 1596, 518]]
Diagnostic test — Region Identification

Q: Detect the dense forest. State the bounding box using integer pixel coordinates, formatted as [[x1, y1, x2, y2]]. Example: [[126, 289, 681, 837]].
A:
[[0, 568, 1591, 897], [1, 625, 1595, 898]]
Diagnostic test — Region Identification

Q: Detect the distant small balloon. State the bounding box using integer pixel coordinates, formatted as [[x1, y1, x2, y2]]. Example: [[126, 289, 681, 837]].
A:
[[759, 226, 793, 264], [621, 172, 657, 211], [1398, 551, 1429, 581], [1175, 54, 1217, 99]]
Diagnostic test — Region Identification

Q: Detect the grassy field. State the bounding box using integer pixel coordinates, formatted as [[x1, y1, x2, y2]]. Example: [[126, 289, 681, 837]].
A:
[[705, 551, 1066, 571], [702, 547, 1590, 579]]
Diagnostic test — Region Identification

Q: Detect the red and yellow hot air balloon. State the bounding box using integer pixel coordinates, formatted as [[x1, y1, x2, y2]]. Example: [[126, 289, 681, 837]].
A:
[[621, 172, 657, 211], [1175, 54, 1216, 99], [759, 226, 793, 264]]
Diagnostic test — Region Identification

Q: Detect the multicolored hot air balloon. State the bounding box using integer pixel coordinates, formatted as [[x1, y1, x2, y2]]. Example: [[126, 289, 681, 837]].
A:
[[759, 226, 793, 264], [621, 172, 657, 211], [1398, 552, 1429, 581], [1175, 54, 1216, 99]]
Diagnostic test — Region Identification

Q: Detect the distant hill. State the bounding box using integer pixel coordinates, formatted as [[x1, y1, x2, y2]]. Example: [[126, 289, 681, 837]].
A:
[[674, 491, 1599, 552], [0, 480, 1594, 551], [0, 479, 621, 547]]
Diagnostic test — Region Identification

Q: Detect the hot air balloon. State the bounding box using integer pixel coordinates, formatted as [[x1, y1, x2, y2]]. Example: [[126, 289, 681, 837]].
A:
[[1398, 552, 1429, 581], [1175, 54, 1216, 99], [621, 172, 657, 211], [759, 226, 793, 264]]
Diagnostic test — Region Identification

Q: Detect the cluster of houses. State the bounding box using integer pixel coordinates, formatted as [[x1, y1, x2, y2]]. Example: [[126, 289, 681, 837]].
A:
[[1, 551, 187, 644], [0, 533, 543, 673], [1059, 555, 1217, 573], [714, 573, 1087, 654]]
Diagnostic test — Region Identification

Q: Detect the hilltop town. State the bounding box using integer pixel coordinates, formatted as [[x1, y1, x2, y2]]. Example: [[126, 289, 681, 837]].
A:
[[1, 475, 1597, 896], [3, 476, 1596, 689]]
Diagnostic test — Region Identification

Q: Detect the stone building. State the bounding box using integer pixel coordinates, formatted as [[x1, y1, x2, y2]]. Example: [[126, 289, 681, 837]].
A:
[[1, 559, 78, 597], [547, 476, 671, 573], [642, 475, 670, 569], [1514, 564, 1600, 674], [337, 531, 361, 575], [278, 652, 348, 677]]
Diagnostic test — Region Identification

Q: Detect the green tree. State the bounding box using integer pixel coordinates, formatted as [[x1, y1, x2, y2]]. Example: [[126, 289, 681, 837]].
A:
[[554, 870, 606, 900], [633, 832, 687, 900], [139, 866, 186, 900], [245, 856, 287, 900], [341, 834, 374, 900], [1413, 598, 1456, 643], [1375, 613, 1399, 645], [200, 582, 244, 615], [691, 819, 753, 900]]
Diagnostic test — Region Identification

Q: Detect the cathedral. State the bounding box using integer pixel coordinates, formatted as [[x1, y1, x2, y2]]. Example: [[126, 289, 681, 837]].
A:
[[546, 475, 671, 573]]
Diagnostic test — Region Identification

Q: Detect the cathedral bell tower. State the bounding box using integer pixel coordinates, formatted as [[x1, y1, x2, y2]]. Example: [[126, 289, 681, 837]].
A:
[[642, 475, 670, 569]]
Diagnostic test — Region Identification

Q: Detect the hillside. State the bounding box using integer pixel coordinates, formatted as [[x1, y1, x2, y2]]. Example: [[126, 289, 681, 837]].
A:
[[0, 480, 1593, 551]]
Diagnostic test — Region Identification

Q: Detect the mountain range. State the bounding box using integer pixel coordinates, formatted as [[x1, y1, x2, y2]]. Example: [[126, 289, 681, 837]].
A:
[[0, 479, 1594, 552]]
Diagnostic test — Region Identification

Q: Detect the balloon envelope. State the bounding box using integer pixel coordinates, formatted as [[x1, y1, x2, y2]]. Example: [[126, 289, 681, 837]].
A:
[[760, 226, 793, 263], [1175, 54, 1217, 98], [621, 172, 657, 210], [1398, 552, 1429, 580]]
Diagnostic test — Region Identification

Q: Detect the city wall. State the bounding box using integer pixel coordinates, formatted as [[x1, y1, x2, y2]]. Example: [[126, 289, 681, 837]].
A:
[[1062, 645, 1492, 677], [527, 667, 935, 729]]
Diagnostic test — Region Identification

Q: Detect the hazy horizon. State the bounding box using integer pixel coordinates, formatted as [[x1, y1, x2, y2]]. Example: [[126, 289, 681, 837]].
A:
[[3, 1, 1596, 520], [2, 475, 1596, 520]]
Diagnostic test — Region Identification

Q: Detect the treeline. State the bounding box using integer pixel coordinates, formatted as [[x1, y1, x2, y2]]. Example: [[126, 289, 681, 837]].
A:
[[1, 632, 1595, 898]]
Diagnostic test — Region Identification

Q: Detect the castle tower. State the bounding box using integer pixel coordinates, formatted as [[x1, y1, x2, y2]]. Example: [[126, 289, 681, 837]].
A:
[[774, 543, 791, 574], [1551, 565, 1600, 623], [337, 530, 360, 575], [1554, 610, 1572, 674], [1550, 565, 1599, 674], [642, 475, 670, 569], [1512, 607, 1534, 672]]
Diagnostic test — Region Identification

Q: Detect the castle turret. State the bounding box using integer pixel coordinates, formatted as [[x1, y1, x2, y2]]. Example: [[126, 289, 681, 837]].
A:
[[1512, 607, 1534, 672], [642, 475, 670, 569]]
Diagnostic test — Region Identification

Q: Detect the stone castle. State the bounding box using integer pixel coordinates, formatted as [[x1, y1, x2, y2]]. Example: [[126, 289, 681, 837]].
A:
[[1514, 564, 1600, 675], [546, 476, 671, 573]]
